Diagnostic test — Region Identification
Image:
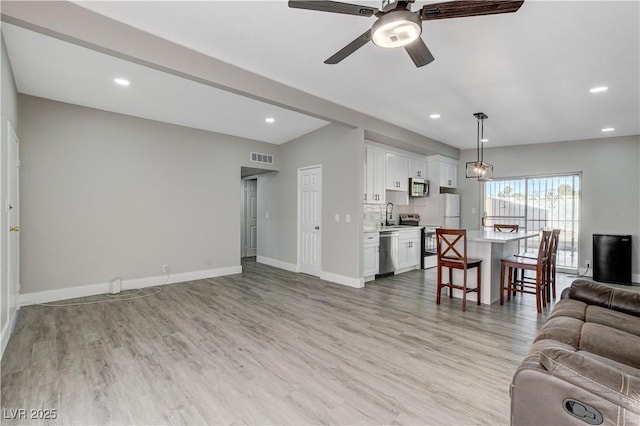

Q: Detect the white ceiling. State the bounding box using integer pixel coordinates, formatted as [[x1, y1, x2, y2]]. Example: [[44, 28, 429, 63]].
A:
[[1, 23, 329, 145], [4, 1, 640, 150]]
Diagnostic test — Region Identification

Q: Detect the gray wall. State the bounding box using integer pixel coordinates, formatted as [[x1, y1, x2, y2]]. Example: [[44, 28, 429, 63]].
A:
[[1, 33, 18, 338], [18, 95, 279, 294], [258, 124, 364, 280], [457, 135, 640, 277]]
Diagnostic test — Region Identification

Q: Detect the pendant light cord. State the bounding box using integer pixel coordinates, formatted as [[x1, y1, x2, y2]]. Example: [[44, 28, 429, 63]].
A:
[[480, 117, 484, 163]]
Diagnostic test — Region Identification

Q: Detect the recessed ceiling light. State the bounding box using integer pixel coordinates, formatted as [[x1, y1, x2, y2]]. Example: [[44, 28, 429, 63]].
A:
[[480, 138, 489, 143], [601, 127, 615, 132], [265, 117, 275, 124], [589, 86, 608, 93], [429, 113, 441, 119], [114, 78, 130, 86]]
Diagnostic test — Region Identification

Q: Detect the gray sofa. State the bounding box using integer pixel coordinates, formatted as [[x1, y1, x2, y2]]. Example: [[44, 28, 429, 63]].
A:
[[510, 279, 640, 425]]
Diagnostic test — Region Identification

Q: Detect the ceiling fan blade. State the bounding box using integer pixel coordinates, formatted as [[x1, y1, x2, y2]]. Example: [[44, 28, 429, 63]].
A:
[[324, 30, 372, 64], [288, 1, 378, 17], [404, 38, 435, 67], [420, 0, 524, 20]]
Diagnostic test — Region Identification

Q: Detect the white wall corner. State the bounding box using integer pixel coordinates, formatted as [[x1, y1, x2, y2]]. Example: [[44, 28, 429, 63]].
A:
[[19, 265, 243, 306], [320, 271, 365, 288], [256, 256, 299, 273]]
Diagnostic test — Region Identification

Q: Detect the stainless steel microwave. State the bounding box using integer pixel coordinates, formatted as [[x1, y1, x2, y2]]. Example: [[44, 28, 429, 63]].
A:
[[409, 178, 429, 197]]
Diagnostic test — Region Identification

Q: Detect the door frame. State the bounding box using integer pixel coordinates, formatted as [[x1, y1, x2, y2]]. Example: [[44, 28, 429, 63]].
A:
[[241, 177, 258, 258], [297, 165, 322, 276], [6, 121, 20, 328]]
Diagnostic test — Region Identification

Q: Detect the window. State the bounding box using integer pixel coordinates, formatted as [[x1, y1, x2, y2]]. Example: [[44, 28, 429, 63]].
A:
[[483, 174, 580, 269]]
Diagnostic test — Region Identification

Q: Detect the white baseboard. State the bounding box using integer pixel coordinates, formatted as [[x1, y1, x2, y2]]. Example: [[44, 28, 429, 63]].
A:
[[1, 308, 19, 358], [0, 309, 19, 358], [320, 271, 364, 288], [565, 272, 640, 286], [256, 256, 299, 273], [19, 265, 243, 306], [1, 320, 10, 359], [256, 256, 364, 288]]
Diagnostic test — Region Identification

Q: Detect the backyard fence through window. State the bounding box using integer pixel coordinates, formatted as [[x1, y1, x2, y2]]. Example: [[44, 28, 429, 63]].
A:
[[483, 174, 580, 269]]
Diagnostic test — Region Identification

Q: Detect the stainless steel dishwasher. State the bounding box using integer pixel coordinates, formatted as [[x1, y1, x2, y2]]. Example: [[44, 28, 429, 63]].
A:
[[377, 231, 399, 277]]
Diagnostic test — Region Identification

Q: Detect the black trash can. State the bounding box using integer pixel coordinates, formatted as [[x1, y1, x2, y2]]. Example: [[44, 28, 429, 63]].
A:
[[592, 234, 632, 285]]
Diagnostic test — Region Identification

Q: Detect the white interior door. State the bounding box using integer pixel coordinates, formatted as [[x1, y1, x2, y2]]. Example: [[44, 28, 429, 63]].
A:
[[299, 166, 322, 277], [244, 179, 257, 257], [7, 123, 20, 322]]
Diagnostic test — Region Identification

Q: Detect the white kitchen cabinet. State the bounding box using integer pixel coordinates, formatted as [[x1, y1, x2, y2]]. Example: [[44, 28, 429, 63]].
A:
[[385, 153, 409, 191], [397, 229, 421, 271], [428, 155, 458, 189], [440, 161, 457, 188], [365, 147, 386, 204], [363, 233, 380, 281], [409, 158, 427, 179]]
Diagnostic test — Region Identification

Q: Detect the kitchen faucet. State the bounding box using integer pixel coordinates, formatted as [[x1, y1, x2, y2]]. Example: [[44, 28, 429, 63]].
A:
[[385, 202, 394, 226]]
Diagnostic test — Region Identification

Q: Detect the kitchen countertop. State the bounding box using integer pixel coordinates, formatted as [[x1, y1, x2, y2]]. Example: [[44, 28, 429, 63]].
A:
[[466, 230, 538, 243], [364, 225, 424, 233]]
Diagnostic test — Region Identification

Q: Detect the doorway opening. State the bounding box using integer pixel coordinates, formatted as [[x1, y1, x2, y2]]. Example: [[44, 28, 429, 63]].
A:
[[240, 166, 274, 261], [242, 178, 257, 258]]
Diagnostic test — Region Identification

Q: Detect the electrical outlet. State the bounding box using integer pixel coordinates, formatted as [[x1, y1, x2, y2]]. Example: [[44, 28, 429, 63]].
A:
[[162, 264, 170, 274], [585, 260, 591, 268]]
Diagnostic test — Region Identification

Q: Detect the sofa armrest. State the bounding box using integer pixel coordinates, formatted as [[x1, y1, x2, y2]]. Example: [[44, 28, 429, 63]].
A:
[[539, 347, 640, 414], [561, 279, 640, 317]]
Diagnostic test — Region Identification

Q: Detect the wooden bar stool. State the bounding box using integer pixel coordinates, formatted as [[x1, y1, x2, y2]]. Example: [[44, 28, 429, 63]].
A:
[[515, 228, 561, 302], [500, 230, 552, 313], [435, 229, 482, 312]]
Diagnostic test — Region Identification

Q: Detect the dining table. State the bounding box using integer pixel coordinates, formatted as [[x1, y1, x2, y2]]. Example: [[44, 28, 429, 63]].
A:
[[447, 230, 539, 305]]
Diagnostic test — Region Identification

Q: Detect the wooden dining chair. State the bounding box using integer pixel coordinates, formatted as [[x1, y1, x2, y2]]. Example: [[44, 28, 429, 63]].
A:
[[435, 229, 482, 312], [494, 224, 519, 232], [500, 230, 552, 313]]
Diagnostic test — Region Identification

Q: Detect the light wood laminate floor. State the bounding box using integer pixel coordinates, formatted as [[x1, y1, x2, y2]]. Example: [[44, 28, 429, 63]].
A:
[[0, 260, 617, 425]]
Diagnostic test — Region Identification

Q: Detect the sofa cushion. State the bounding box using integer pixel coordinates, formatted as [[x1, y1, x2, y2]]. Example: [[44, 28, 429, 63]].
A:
[[547, 299, 587, 321], [586, 305, 640, 338], [579, 322, 640, 370], [534, 315, 584, 348], [563, 279, 640, 317], [539, 347, 640, 414]]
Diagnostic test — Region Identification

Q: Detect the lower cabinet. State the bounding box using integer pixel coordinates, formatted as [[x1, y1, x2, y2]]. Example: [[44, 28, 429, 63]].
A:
[[397, 229, 421, 271], [363, 233, 380, 281]]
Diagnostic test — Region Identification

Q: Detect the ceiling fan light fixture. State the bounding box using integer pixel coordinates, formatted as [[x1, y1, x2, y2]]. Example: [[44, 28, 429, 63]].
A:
[[371, 10, 422, 48]]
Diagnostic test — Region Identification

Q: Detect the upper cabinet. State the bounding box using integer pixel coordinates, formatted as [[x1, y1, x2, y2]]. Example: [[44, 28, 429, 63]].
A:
[[385, 153, 408, 191], [364, 144, 429, 203], [428, 155, 458, 189], [409, 158, 427, 179], [440, 161, 457, 188], [365, 146, 386, 204]]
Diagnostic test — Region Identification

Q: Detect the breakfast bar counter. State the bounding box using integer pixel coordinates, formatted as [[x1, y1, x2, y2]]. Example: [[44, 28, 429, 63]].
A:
[[449, 230, 538, 304]]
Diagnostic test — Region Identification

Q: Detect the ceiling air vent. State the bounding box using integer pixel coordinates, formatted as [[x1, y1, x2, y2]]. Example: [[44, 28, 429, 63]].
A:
[[250, 152, 274, 165]]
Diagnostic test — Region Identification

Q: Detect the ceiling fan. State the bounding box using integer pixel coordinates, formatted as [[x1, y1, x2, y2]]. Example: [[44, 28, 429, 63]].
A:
[[288, 0, 525, 67]]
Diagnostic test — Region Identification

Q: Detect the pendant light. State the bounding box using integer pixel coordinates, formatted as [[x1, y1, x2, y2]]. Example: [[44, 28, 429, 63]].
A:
[[465, 112, 493, 181]]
